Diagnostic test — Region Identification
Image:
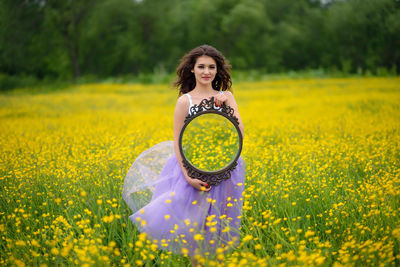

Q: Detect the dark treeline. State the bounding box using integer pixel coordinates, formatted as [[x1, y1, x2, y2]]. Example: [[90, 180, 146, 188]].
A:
[[1, 0, 399, 83]]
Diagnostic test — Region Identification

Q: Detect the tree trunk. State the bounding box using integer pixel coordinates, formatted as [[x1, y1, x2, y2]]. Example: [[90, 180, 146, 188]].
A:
[[62, 32, 81, 80], [71, 44, 80, 79]]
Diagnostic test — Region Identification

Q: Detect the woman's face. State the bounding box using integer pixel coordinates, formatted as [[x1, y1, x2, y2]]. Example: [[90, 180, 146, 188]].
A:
[[191, 55, 217, 86]]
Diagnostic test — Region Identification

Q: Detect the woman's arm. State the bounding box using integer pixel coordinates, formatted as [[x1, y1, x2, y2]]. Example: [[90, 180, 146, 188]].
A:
[[214, 91, 244, 138], [173, 95, 211, 191]]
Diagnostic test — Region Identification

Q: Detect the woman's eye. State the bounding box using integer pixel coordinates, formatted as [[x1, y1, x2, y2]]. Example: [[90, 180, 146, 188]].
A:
[[210, 66, 215, 69]]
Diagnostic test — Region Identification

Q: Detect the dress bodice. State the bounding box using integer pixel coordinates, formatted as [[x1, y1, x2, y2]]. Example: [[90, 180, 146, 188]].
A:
[[184, 93, 223, 115], [185, 93, 194, 115]]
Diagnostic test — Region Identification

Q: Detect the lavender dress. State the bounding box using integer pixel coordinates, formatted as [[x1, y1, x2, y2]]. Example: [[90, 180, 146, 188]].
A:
[[123, 94, 245, 256]]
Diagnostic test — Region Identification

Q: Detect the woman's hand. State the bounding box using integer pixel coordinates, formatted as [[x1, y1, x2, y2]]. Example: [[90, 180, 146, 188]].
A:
[[213, 91, 228, 107], [186, 176, 212, 192]]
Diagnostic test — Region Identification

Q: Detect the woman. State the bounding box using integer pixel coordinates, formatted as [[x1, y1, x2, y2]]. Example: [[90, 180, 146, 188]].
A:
[[128, 44, 245, 266]]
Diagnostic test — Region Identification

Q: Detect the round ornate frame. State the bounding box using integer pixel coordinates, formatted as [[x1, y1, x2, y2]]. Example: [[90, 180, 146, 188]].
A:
[[178, 96, 243, 186]]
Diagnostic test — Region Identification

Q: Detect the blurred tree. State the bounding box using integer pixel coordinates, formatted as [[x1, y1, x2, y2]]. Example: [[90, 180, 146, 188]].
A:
[[221, 0, 271, 69], [324, 0, 399, 73], [0, 0, 399, 83], [262, 0, 320, 71], [136, 0, 177, 72], [81, 0, 144, 76], [381, 0, 400, 73], [44, 0, 97, 79], [0, 0, 47, 77]]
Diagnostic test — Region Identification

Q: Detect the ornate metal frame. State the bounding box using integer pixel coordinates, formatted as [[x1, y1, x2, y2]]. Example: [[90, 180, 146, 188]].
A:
[[178, 96, 243, 186]]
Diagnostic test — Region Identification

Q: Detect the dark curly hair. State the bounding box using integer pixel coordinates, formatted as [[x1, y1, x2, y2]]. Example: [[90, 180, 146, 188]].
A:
[[174, 44, 232, 96]]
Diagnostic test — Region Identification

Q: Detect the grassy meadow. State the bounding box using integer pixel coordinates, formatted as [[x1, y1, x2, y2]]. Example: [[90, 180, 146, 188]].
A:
[[0, 77, 399, 266]]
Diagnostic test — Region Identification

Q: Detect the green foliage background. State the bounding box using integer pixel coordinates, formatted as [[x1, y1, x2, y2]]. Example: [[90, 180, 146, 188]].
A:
[[0, 0, 399, 86]]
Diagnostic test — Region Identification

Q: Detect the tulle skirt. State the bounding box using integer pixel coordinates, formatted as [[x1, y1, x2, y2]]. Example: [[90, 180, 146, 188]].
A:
[[123, 141, 245, 256]]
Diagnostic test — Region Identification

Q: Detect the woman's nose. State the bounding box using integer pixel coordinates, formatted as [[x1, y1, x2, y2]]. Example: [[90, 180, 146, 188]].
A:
[[204, 68, 210, 74]]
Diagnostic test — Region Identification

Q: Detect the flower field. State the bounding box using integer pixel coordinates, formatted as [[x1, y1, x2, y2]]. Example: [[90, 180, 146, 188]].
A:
[[1, 77, 399, 266]]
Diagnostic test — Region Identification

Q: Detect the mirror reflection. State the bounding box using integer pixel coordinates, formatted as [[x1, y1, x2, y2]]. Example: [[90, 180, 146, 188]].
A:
[[181, 113, 240, 172]]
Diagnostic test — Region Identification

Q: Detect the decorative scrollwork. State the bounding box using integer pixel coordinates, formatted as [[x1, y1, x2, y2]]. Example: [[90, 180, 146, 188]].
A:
[[185, 97, 239, 124], [182, 158, 238, 186]]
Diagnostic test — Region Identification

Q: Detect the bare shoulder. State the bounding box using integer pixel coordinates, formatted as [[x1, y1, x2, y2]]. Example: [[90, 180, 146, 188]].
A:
[[224, 90, 235, 101], [176, 94, 189, 105], [224, 90, 234, 97], [175, 94, 189, 112]]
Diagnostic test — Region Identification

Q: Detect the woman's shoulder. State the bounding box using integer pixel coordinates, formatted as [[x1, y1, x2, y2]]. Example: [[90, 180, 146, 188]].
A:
[[224, 90, 235, 100], [177, 94, 189, 104], [224, 90, 234, 97], [175, 94, 190, 111]]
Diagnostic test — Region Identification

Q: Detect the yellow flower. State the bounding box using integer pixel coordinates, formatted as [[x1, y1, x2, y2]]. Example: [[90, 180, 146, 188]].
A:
[[15, 240, 26, 246], [14, 260, 26, 267], [392, 228, 400, 239], [194, 234, 204, 241], [138, 232, 146, 241], [305, 230, 315, 238], [181, 248, 189, 255], [273, 218, 281, 225], [31, 239, 40, 247], [50, 247, 59, 255], [222, 227, 230, 233], [242, 235, 253, 242]]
